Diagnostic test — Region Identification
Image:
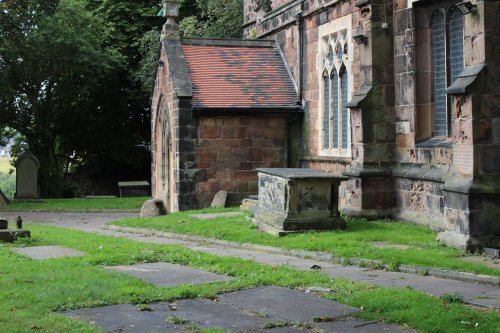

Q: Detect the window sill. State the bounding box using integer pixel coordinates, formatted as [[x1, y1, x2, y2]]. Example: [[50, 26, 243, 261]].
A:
[[415, 136, 453, 149], [303, 155, 352, 163]]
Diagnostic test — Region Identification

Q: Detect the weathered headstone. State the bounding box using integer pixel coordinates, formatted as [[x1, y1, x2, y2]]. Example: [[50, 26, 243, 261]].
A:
[[211, 190, 227, 208], [0, 189, 9, 205], [14, 151, 40, 200], [140, 199, 167, 218]]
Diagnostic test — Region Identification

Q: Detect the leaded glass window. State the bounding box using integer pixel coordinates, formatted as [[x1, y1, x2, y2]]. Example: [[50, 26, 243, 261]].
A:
[[430, 5, 464, 137], [431, 10, 447, 137], [320, 30, 351, 156]]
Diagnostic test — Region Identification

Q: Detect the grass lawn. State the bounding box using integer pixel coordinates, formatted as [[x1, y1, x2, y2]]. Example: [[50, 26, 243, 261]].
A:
[[1, 224, 498, 333], [0, 157, 12, 173], [0, 197, 150, 211], [111, 208, 500, 277]]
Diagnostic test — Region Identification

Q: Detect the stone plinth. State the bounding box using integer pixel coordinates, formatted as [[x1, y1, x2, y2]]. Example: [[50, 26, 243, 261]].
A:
[[253, 168, 347, 235], [0, 229, 30, 242]]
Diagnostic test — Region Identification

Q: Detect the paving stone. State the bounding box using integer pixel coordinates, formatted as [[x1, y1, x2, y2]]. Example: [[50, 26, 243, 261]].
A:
[[218, 286, 359, 322], [190, 211, 243, 220], [460, 255, 500, 270], [13, 246, 85, 260], [153, 299, 269, 331], [105, 262, 233, 287], [369, 241, 412, 250], [316, 319, 416, 333], [253, 327, 307, 332], [65, 303, 183, 333], [7, 211, 499, 310]]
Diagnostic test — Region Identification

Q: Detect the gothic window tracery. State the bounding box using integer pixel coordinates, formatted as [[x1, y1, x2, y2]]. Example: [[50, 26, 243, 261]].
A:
[[320, 31, 350, 154], [430, 5, 464, 137]]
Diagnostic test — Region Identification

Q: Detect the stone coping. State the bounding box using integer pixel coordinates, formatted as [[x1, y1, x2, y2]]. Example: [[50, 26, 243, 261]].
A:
[[256, 168, 348, 179], [105, 225, 500, 286]]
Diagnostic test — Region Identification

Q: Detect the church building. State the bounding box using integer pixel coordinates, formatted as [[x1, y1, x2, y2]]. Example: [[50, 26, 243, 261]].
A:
[[151, 0, 500, 250]]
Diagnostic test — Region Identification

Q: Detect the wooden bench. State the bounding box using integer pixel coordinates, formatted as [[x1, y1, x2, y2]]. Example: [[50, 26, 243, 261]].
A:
[[117, 181, 150, 198]]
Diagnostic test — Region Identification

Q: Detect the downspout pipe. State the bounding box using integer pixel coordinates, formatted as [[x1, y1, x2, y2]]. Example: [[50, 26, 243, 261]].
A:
[[295, 7, 304, 105], [288, 4, 304, 168]]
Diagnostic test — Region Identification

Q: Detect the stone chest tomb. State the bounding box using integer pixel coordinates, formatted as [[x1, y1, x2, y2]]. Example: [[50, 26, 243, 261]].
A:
[[252, 168, 347, 235]]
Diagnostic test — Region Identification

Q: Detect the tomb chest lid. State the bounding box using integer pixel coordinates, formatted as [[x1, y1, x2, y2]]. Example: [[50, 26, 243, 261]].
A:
[[256, 168, 348, 180]]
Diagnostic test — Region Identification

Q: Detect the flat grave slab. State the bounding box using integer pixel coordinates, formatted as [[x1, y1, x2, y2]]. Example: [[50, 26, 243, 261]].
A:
[[316, 319, 416, 332], [62, 287, 420, 333], [105, 262, 234, 287], [218, 286, 359, 322], [369, 241, 412, 250], [65, 303, 182, 333], [190, 212, 243, 220], [460, 255, 500, 270], [153, 299, 268, 331], [13, 245, 85, 260]]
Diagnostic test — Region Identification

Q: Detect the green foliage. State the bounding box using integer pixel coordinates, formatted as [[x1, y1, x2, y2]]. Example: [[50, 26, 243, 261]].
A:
[[440, 292, 465, 304], [135, 0, 243, 90], [111, 209, 500, 277], [0, 224, 499, 333], [134, 29, 161, 93], [0, 0, 123, 197], [0, 171, 15, 199], [0, 0, 159, 198], [179, 0, 243, 38]]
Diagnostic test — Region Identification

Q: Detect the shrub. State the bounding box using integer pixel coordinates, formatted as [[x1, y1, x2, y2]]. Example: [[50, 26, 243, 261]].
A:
[[0, 172, 15, 199]]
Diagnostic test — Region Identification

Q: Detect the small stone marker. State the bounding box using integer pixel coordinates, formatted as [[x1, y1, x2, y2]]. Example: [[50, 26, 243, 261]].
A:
[[484, 247, 500, 258], [140, 199, 167, 218], [14, 151, 40, 200], [105, 262, 233, 287], [211, 190, 227, 208], [0, 189, 10, 205], [0, 218, 30, 242], [240, 197, 258, 212], [13, 246, 85, 260]]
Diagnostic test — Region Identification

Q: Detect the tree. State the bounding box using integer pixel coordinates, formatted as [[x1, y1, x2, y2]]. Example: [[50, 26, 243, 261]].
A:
[[136, 0, 244, 92], [179, 0, 243, 38], [0, 0, 122, 196]]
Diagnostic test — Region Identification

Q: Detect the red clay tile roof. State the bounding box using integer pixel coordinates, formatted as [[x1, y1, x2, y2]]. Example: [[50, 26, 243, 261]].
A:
[[181, 43, 298, 109]]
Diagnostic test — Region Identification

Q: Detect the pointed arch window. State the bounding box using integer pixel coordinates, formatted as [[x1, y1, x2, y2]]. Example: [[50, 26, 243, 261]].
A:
[[319, 30, 351, 156], [430, 6, 464, 137]]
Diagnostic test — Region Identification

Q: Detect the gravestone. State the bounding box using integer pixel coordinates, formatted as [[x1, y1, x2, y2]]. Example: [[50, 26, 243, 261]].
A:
[[211, 190, 227, 208], [0, 189, 9, 205], [14, 151, 40, 200], [140, 199, 167, 218]]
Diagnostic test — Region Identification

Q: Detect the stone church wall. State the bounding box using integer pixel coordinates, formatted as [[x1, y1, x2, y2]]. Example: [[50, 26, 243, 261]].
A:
[[195, 115, 288, 207]]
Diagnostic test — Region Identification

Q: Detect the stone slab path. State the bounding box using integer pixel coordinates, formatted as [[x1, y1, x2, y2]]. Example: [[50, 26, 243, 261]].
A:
[[13, 245, 85, 260], [106, 262, 233, 287], [65, 286, 412, 333], [4, 212, 499, 311]]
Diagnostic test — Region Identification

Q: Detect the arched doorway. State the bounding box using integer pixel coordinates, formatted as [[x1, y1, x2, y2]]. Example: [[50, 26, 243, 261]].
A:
[[154, 101, 173, 212]]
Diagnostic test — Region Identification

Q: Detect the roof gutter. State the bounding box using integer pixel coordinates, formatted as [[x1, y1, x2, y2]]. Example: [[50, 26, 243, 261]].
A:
[[191, 107, 303, 116]]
